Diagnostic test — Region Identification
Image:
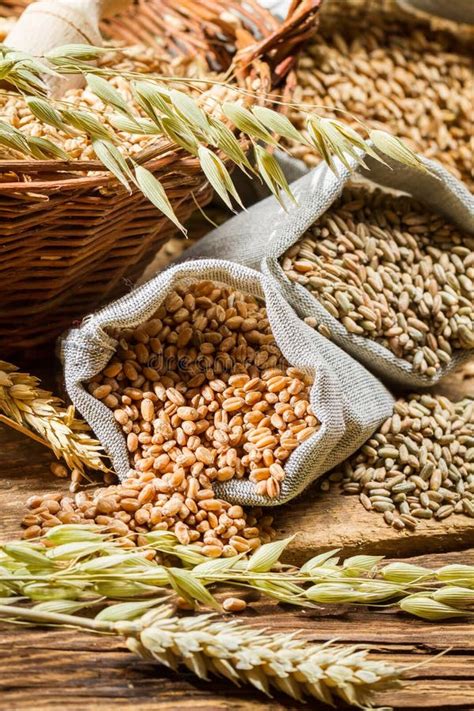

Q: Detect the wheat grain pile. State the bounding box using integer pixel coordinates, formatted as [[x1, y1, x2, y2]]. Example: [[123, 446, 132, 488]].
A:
[[23, 280, 319, 556], [287, 0, 473, 188]]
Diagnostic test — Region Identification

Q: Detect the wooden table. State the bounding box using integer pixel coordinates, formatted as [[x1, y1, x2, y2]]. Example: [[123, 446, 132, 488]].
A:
[[1, 362, 473, 710]]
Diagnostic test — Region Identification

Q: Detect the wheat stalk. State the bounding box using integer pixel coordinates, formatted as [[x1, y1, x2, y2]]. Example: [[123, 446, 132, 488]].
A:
[[0, 361, 107, 474], [0, 43, 428, 228], [0, 601, 402, 707], [2, 526, 473, 621]]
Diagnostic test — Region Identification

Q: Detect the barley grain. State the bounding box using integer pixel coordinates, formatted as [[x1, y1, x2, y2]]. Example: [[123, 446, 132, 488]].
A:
[[337, 395, 473, 529], [282, 185, 473, 375], [222, 596, 247, 612]]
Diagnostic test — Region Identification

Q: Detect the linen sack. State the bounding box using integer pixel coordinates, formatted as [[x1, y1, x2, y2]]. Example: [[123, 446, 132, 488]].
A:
[[62, 259, 394, 506], [397, 0, 474, 24], [179, 152, 474, 389]]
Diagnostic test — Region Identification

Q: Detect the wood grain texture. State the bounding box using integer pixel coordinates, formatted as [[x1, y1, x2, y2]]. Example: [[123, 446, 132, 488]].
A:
[[276, 489, 474, 565], [0, 364, 473, 709], [1, 595, 473, 711]]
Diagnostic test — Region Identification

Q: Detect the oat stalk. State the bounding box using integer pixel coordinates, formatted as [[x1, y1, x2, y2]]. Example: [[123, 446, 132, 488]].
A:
[[2, 527, 473, 621], [0, 361, 107, 474], [0, 43, 429, 228], [0, 601, 402, 707]]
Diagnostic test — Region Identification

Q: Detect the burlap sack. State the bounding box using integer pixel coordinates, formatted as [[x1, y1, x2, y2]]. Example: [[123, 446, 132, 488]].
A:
[[179, 152, 474, 388], [62, 259, 394, 506], [397, 0, 474, 24]]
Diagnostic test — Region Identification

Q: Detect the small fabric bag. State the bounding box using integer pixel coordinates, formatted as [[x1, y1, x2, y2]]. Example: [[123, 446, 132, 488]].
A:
[[62, 259, 394, 505], [179, 152, 474, 388]]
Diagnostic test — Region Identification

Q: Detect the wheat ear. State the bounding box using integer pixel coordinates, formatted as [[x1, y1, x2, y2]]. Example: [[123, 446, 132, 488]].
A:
[[0, 360, 107, 474], [0, 602, 401, 708]]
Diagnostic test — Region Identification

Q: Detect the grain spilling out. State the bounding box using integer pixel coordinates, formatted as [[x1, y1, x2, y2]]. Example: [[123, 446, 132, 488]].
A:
[[23, 281, 319, 555], [281, 185, 474, 376], [287, 0, 473, 188], [338, 395, 474, 529]]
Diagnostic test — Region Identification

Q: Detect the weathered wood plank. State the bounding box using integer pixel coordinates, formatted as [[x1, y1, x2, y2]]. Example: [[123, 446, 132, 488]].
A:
[[1, 618, 472, 710], [388, 681, 474, 709], [1, 669, 472, 710], [276, 489, 474, 565], [0, 364, 472, 710], [0, 426, 65, 542]]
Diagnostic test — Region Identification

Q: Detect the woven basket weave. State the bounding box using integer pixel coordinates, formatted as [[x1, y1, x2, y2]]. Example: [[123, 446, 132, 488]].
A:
[[0, 0, 321, 356]]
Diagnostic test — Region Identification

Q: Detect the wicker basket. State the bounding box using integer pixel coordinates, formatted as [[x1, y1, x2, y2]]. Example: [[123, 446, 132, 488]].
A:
[[0, 0, 320, 356]]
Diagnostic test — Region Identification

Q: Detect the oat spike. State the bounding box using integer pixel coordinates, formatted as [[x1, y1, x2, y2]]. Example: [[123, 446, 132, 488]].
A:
[[4, 528, 474, 621]]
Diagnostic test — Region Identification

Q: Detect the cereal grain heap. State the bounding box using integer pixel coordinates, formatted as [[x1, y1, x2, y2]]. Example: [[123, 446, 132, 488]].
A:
[[340, 395, 474, 529], [282, 185, 474, 376], [23, 281, 319, 556], [288, 0, 473, 188]]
